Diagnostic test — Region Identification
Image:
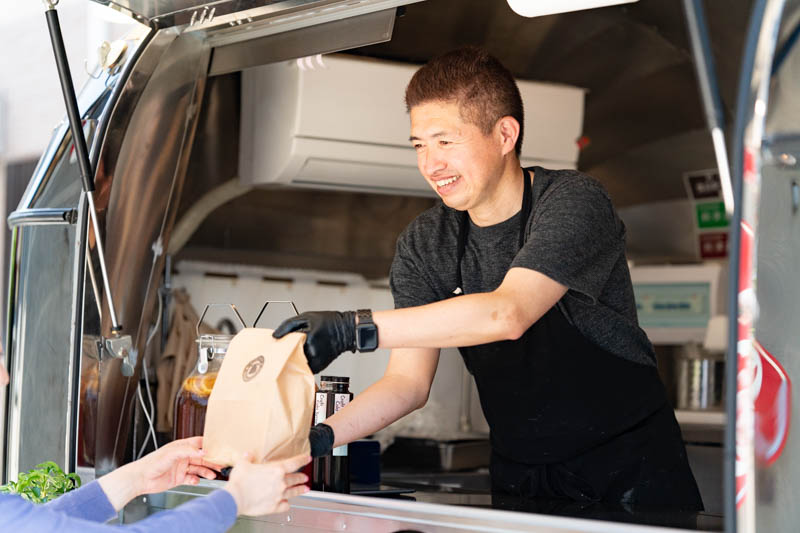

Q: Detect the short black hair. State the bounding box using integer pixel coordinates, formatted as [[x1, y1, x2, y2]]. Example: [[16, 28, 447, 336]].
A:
[[405, 46, 524, 156]]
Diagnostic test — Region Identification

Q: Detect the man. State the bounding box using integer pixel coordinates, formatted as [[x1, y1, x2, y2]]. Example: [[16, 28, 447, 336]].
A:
[[0, 358, 310, 531], [274, 47, 703, 510]]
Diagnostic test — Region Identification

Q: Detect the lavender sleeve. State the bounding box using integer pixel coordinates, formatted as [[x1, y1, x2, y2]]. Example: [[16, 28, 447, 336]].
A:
[[44, 480, 117, 521], [1, 487, 237, 533]]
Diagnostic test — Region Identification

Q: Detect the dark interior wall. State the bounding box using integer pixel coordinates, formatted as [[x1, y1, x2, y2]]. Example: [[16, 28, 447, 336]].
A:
[[177, 187, 436, 279], [177, 74, 241, 216]]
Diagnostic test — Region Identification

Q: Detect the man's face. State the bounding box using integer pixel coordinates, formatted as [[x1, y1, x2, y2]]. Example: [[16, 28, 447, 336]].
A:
[[409, 100, 505, 211]]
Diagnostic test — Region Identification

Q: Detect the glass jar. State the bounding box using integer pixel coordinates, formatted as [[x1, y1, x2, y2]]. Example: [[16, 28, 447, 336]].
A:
[[77, 349, 99, 467], [173, 333, 233, 441], [312, 376, 353, 493], [174, 303, 246, 441]]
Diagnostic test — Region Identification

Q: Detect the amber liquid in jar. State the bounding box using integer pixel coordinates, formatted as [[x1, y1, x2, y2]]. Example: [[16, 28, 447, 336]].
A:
[[174, 373, 228, 480], [174, 374, 215, 439], [77, 360, 99, 468]]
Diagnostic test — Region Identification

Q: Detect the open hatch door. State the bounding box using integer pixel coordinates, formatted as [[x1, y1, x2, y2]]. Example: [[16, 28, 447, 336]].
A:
[[92, 0, 421, 38], [92, 0, 423, 75]]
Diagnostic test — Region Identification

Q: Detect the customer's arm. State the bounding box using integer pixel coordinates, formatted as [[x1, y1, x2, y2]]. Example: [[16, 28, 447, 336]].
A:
[[42, 480, 118, 523], [1, 489, 237, 533], [45, 437, 218, 520], [1, 453, 310, 532]]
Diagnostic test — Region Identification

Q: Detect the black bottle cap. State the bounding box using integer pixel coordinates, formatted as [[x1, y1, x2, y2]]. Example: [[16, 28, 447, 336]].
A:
[[320, 375, 350, 383]]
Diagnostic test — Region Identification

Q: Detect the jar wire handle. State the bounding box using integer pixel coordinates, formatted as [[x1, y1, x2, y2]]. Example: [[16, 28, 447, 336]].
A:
[[253, 300, 300, 328], [197, 303, 247, 337]]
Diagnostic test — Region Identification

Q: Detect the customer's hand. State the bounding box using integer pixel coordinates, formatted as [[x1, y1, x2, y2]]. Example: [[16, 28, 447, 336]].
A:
[[133, 436, 221, 494], [273, 311, 356, 373], [99, 437, 221, 511], [224, 454, 311, 516]]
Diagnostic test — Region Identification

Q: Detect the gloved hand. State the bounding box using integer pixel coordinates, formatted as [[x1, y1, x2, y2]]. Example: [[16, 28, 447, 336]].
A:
[[309, 423, 335, 458], [273, 311, 356, 373]]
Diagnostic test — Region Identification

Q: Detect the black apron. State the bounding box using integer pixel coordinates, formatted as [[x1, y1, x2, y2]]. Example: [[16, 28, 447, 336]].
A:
[[454, 168, 703, 510]]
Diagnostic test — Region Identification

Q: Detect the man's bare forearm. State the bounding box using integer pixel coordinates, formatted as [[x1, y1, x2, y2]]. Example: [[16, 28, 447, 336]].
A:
[[325, 374, 425, 447], [374, 268, 567, 350], [373, 292, 516, 349], [306, 344, 437, 450]]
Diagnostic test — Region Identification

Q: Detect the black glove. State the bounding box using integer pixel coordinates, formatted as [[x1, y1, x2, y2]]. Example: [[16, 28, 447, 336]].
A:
[[273, 311, 356, 373], [309, 423, 335, 458]]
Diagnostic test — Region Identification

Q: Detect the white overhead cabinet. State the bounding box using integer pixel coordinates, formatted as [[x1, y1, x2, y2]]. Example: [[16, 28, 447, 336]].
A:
[[239, 55, 585, 196]]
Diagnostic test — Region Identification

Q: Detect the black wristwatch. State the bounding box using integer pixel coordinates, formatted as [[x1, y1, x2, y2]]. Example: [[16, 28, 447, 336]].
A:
[[355, 309, 379, 352]]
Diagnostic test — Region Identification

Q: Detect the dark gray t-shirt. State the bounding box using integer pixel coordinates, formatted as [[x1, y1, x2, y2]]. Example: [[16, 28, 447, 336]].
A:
[[390, 166, 656, 366]]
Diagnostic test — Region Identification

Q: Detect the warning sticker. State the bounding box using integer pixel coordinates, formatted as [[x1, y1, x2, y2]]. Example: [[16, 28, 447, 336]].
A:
[[684, 169, 730, 259], [695, 201, 729, 229], [699, 232, 728, 259], [686, 171, 722, 199]]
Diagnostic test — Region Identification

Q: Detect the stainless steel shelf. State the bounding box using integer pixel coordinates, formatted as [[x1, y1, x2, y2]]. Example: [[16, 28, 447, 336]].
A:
[[675, 409, 727, 427]]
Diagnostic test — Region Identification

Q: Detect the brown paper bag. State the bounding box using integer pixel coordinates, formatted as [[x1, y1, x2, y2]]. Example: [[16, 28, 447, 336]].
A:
[[202, 328, 313, 466]]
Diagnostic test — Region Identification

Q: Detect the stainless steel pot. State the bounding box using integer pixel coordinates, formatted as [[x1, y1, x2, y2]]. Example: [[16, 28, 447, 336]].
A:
[[675, 344, 725, 410]]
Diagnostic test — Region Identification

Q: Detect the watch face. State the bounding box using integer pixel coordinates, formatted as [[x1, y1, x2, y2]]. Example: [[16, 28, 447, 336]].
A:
[[357, 324, 378, 352]]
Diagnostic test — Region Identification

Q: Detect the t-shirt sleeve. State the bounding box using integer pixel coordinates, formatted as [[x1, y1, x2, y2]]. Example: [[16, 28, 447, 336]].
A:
[[511, 179, 624, 303], [390, 229, 440, 309]]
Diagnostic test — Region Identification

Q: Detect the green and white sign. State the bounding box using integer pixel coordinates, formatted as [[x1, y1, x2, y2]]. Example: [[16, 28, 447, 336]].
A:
[[695, 201, 729, 229]]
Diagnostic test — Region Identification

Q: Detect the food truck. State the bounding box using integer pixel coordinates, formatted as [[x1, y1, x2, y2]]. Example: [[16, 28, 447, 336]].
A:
[[1, 0, 798, 531]]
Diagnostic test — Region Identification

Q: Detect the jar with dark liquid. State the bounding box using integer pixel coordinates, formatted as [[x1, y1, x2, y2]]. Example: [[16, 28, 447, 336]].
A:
[[174, 334, 232, 441], [312, 376, 353, 493], [174, 333, 234, 480], [77, 354, 99, 467], [174, 303, 246, 481]]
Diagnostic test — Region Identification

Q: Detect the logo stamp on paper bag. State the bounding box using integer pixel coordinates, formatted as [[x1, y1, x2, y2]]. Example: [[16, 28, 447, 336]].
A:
[[242, 355, 265, 382]]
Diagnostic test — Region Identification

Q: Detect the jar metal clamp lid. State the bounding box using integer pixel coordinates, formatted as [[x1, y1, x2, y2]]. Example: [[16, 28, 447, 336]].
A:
[[195, 303, 247, 374]]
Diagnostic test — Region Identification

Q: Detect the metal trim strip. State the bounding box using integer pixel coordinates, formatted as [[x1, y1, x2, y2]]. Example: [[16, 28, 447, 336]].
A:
[[7, 208, 78, 227], [66, 195, 90, 473]]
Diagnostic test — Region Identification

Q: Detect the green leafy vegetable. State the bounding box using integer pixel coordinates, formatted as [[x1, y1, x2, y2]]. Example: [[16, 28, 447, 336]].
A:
[[0, 461, 81, 503]]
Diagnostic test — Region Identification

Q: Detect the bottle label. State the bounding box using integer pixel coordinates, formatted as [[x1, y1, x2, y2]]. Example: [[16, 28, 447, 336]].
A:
[[332, 393, 351, 457], [333, 392, 351, 413], [314, 392, 328, 424], [333, 443, 348, 457]]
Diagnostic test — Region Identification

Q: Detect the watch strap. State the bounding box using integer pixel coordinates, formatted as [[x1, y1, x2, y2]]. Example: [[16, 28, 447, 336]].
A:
[[357, 309, 374, 325]]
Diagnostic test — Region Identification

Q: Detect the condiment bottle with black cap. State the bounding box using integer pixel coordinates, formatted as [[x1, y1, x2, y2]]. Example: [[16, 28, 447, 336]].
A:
[[312, 375, 353, 493]]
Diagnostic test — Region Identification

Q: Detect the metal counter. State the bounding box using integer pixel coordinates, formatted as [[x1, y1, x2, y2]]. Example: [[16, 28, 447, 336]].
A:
[[121, 478, 721, 533]]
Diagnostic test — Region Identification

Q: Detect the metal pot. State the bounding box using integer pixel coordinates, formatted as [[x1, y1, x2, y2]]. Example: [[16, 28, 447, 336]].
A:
[[675, 344, 725, 410]]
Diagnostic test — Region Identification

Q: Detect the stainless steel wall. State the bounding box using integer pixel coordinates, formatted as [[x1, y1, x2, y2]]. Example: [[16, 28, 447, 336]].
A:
[[2, 24, 213, 479], [90, 28, 210, 473]]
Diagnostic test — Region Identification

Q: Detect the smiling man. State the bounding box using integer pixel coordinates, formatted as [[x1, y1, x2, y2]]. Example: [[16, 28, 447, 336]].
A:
[[274, 47, 703, 510]]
